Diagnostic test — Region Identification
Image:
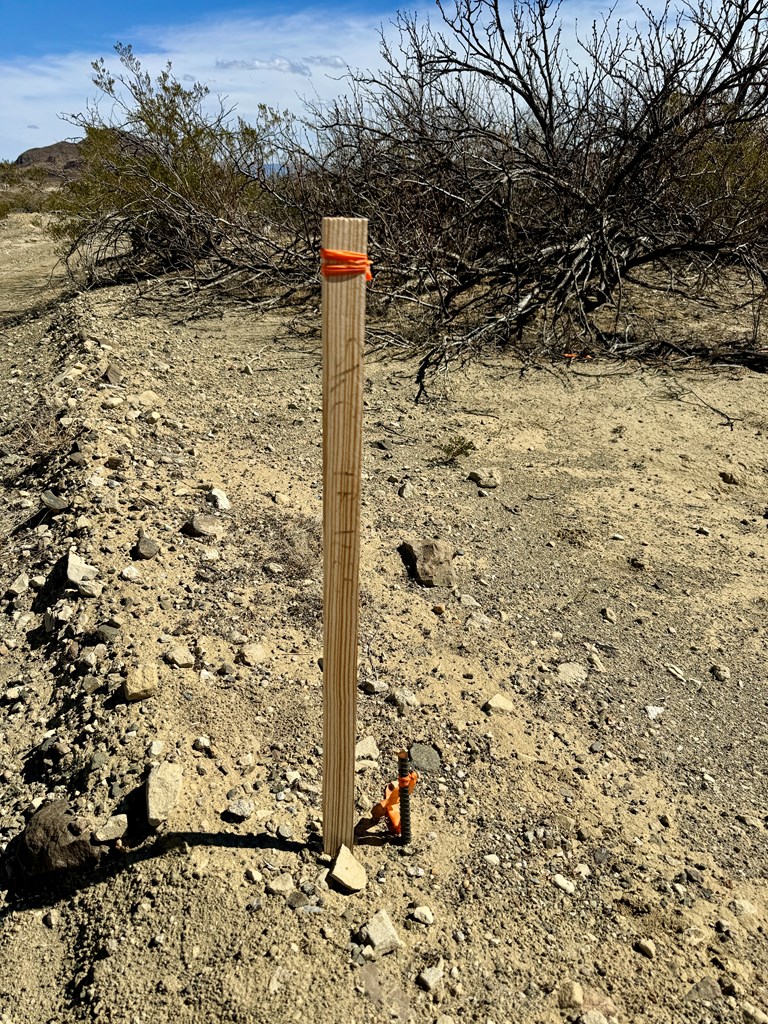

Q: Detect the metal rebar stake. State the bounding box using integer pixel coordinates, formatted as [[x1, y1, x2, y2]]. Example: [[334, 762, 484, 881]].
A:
[[398, 749, 412, 845]]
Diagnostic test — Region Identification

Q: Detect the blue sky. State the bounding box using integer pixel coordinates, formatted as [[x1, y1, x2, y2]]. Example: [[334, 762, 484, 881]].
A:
[[0, 0, 651, 161]]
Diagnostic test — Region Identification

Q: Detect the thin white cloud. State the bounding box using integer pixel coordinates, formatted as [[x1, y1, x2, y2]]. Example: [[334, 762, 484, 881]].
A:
[[0, 8, 392, 159]]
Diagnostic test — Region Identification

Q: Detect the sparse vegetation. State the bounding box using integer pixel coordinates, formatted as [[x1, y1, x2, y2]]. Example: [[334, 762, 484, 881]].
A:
[[47, 1, 768, 389]]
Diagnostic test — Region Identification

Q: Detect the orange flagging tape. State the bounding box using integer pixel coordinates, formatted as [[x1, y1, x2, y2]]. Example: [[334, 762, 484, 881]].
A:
[[320, 247, 372, 282]]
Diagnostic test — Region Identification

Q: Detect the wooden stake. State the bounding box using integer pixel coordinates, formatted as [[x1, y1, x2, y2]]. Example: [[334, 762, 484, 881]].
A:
[[321, 217, 367, 856]]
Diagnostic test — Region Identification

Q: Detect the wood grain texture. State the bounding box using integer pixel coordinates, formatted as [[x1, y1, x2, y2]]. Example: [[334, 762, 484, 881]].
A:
[[321, 217, 368, 856]]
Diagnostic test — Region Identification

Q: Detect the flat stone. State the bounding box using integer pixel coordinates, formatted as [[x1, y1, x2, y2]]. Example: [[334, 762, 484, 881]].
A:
[[166, 646, 195, 669], [685, 977, 721, 1002], [41, 490, 69, 512], [265, 873, 295, 896], [95, 814, 129, 842], [184, 513, 225, 539], [120, 565, 142, 582], [124, 663, 159, 701], [398, 539, 456, 588], [66, 550, 99, 585], [409, 742, 441, 774], [484, 853, 501, 867], [239, 642, 268, 666], [361, 910, 402, 959], [557, 662, 588, 685], [7, 572, 29, 598], [207, 488, 231, 511], [468, 467, 502, 488], [417, 960, 444, 992], [483, 693, 515, 714], [135, 531, 160, 560], [398, 481, 414, 499], [355, 736, 380, 761], [77, 580, 103, 598], [580, 1013, 609, 1024], [329, 844, 367, 892], [146, 762, 183, 827]]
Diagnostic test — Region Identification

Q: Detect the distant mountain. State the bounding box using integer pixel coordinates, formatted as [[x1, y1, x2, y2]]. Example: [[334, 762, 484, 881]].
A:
[[14, 141, 83, 179]]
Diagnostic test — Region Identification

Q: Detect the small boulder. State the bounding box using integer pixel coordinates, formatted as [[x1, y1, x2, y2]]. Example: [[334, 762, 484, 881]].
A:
[[134, 530, 160, 560], [360, 910, 402, 959], [66, 550, 99, 586], [184, 513, 225, 539], [399, 539, 456, 588], [468, 467, 502, 488]]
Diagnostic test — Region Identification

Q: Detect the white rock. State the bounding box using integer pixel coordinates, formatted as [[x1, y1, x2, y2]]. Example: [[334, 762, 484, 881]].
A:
[[146, 762, 183, 827], [329, 845, 367, 892], [207, 488, 231, 511], [265, 873, 294, 896], [166, 646, 195, 669], [120, 565, 142, 582], [66, 550, 99, 585], [646, 705, 665, 720], [553, 873, 576, 895], [355, 736, 380, 761], [239, 643, 267, 666], [361, 910, 402, 959], [484, 853, 501, 867], [411, 905, 434, 926], [483, 694, 515, 714]]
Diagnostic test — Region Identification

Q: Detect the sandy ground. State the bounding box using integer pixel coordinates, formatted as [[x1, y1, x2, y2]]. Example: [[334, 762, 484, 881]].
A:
[[0, 213, 767, 1024]]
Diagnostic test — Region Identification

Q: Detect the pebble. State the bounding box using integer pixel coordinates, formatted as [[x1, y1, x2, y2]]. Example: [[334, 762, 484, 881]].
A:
[[77, 580, 103, 598], [329, 845, 367, 892], [166, 647, 195, 669], [146, 762, 183, 826], [580, 1013, 609, 1024], [398, 482, 414, 499], [43, 910, 61, 929], [207, 488, 231, 511], [135, 531, 160, 560], [645, 705, 665, 720], [743, 1002, 768, 1024], [227, 799, 255, 821], [360, 910, 402, 959], [634, 937, 656, 959], [120, 565, 142, 582], [185, 513, 225, 539], [484, 854, 501, 868], [399, 539, 456, 588], [601, 607, 617, 623], [712, 663, 731, 682], [468, 467, 501, 488], [386, 688, 418, 713], [124, 663, 159, 701], [553, 874, 576, 895], [411, 906, 434, 926], [265, 873, 294, 896], [483, 693, 515, 714], [729, 898, 757, 917], [417, 960, 444, 992]]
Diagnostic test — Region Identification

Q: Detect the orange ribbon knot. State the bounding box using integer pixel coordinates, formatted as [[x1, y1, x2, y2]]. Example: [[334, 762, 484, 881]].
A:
[[320, 247, 372, 282]]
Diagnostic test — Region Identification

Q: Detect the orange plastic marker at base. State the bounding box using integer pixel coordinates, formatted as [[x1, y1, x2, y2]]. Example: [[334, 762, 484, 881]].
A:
[[371, 762, 418, 839], [320, 247, 373, 281]]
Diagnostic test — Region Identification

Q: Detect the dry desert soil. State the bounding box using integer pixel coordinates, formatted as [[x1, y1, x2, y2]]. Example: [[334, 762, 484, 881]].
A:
[[1, 212, 767, 1024]]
